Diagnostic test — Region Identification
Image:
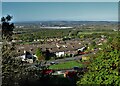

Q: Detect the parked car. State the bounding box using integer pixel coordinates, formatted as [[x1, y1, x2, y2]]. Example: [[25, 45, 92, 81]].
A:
[[73, 66, 79, 70], [50, 61, 58, 65]]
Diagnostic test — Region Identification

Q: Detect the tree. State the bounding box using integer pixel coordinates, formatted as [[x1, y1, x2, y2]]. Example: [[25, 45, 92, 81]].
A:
[[1, 15, 41, 86], [77, 34, 120, 85], [35, 48, 44, 61], [1, 15, 29, 86], [45, 49, 50, 60], [1, 15, 14, 41]]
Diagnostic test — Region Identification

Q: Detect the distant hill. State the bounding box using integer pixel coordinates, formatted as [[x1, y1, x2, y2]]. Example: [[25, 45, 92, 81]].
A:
[[14, 21, 118, 26]]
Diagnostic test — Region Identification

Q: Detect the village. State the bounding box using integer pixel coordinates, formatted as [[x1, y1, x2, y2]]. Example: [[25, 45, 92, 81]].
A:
[[0, 17, 116, 85], [15, 35, 107, 62], [12, 32, 108, 83], [1, 2, 119, 86]]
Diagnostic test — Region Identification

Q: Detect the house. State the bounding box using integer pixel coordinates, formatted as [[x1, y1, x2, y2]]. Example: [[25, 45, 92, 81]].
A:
[[82, 56, 90, 61], [64, 70, 76, 78], [15, 39, 85, 59], [19, 51, 35, 63], [52, 70, 64, 76], [41, 69, 54, 75], [78, 46, 87, 52], [55, 51, 65, 57]]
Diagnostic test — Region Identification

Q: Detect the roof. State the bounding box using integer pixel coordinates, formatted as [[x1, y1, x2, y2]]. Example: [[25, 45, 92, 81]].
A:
[[42, 69, 54, 74], [15, 40, 84, 55]]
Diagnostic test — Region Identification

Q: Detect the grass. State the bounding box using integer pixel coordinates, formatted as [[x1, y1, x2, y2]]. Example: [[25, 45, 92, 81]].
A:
[[49, 61, 83, 70]]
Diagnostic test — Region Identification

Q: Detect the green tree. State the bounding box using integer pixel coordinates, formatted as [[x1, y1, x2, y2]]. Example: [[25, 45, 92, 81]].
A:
[[35, 48, 44, 61], [77, 34, 120, 85], [1, 15, 22, 86], [1, 15, 42, 86], [1, 15, 14, 41]]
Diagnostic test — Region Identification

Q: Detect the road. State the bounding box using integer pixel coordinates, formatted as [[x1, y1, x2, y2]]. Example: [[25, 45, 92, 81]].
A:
[[45, 50, 97, 65], [27, 50, 98, 67]]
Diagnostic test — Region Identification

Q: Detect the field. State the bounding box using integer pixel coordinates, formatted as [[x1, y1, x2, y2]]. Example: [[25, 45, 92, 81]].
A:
[[49, 61, 83, 70]]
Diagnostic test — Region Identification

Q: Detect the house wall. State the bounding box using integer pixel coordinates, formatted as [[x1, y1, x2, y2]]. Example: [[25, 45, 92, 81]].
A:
[[56, 52, 65, 57]]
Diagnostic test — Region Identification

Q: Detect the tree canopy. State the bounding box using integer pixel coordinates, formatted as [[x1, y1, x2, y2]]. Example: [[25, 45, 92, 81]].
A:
[[77, 34, 120, 85], [35, 48, 44, 61], [1, 15, 14, 41], [1, 15, 43, 86]]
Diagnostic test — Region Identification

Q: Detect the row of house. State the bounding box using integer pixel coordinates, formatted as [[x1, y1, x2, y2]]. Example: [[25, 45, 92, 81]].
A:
[[16, 39, 86, 53], [15, 40, 87, 63]]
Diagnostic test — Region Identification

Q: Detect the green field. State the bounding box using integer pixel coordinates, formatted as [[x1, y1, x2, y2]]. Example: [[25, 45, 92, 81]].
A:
[[49, 61, 83, 70]]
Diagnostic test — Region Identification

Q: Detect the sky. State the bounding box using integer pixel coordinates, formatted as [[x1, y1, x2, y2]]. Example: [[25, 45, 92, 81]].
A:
[[2, 2, 118, 22], [0, 2, 2, 18], [1, 0, 120, 2]]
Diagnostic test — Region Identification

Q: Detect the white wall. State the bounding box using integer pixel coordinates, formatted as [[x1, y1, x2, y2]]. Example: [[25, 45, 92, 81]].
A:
[[56, 51, 65, 57]]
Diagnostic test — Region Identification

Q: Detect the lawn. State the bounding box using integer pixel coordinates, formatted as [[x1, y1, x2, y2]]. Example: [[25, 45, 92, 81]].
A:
[[49, 61, 83, 70]]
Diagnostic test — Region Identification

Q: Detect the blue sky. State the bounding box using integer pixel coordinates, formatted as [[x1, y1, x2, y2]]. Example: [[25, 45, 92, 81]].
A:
[[2, 0, 119, 2], [2, 2, 118, 22], [0, 2, 2, 18]]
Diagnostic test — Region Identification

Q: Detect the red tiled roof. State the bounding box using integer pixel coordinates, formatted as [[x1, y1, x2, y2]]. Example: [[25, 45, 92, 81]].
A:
[[42, 69, 53, 74]]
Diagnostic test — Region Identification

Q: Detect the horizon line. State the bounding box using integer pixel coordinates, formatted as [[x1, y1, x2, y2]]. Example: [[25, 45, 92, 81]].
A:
[[14, 20, 118, 22]]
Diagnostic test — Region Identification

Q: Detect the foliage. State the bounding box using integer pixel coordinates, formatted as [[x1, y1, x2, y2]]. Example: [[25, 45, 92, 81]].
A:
[[44, 49, 51, 60], [35, 48, 44, 61], [77, 34, 120, 85], [1, 15, 43, 86], [1, 15, 14, 41], [17, 29, 71, 41]]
